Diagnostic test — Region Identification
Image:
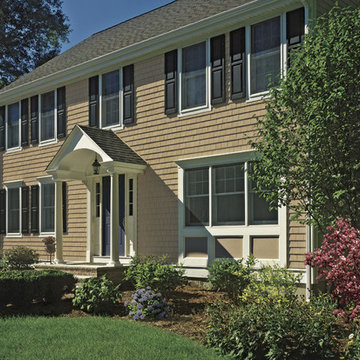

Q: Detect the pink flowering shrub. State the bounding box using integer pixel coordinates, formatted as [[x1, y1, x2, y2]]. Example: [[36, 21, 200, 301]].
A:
[[305, 218, 360, 321]]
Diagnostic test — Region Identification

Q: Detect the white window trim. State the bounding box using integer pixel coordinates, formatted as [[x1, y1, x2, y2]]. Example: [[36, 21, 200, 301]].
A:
[[39, 90, 58, 146], [178, 39, 211, 116], [38, 177, 55, 236], [177, 151, 287, 268], [99, 69, 124, 131], [4, 180, 23, 237], [5, 101, 22, 153]]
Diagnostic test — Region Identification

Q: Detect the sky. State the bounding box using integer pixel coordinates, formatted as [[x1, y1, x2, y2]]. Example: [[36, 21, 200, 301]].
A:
[[61, 0, 174, 53]]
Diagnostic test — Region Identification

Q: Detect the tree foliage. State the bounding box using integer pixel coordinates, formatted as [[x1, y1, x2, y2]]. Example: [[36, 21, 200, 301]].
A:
[[0, 0, 70, 88], [251, 6, 360, 230]]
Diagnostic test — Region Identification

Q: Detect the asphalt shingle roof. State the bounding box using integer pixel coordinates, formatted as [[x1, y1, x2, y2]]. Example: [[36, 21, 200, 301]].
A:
[[0, 0, 254, 94], [78, 125, 146, 165]]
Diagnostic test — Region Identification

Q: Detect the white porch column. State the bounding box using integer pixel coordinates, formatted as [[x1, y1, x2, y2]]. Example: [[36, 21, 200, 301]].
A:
[[54, 180, 64, 264], [108, 170, 120, 266], [86, 179, 94, 263]]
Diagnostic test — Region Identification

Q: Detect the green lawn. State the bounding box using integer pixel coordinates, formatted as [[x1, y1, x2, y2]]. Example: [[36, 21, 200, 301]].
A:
[[0, 317, 226, 360]]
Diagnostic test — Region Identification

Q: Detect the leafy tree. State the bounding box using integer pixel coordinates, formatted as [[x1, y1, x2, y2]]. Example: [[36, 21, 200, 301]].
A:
[[0, 0, 70, 88], [251, 6, 360, 231]]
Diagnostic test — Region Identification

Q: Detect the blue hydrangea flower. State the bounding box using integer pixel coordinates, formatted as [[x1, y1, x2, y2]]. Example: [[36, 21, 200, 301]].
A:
[[124, 301, 129, 307], [137, 303, 143, 310]]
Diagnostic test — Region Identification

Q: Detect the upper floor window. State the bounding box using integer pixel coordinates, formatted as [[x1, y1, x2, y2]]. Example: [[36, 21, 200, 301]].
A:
[[89, 65, 134, 129], [101, 70, 120, 128], [7, 102, 20, 150], [181, 42, 208, 111], [40, 91, 55, 142], [250, 17, 281, 95]]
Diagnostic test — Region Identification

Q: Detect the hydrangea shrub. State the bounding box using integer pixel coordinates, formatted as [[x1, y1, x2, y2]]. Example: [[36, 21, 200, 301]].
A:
[[305, 218, 360, 320], [125, 287, 169, 320]]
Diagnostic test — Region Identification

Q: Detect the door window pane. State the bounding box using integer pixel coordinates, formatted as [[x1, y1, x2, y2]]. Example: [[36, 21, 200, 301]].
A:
[[41, 183, 55, 233], [213, 164, 245, 225], [8, 188, 20, 233], [7, 102, 19, 149], [185, 168, 209, 225], [251, 17, 280, 94], [182, 42, 206, 110], [102, 70, 120, 127], [41, 91, 55, 141]]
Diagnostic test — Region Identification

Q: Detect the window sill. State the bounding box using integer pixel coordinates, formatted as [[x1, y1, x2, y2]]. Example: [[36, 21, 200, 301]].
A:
[[6, 147, 22, 154], [6, 233, 22, 238], [39, 138, 58, 147], [39, 232, 55, 237], [178, 105, 211, 118], [101, 124, 123, 132]]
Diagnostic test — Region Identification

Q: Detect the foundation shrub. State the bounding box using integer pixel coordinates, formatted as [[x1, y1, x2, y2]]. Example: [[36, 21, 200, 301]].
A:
[[3, 246, 39, 270], [72, 275, 122, 313], [125, 256, 187, 295], [0, 270, 75, 306], [125, 287, 170, 320], [207, 292, 343, 360], [207, 256, 256, 299]]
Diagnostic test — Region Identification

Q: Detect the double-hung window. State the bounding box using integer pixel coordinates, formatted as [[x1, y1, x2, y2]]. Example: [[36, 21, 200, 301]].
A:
[[7, 102, 20, 150], [250, 17, 281, 95], [184, 162, 277, 227], [40, 181, 55, 234], [5, 183, 22, 236], [40, 91, 56, 142], [101, 70, 120, 128]]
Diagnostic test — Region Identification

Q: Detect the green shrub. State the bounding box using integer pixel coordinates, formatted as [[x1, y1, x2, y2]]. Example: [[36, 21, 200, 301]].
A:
[[343, 332, 360, 360], [4, 246, 39, 270], [207, 292, 344, 360], [72, 275, 122, 313], [0, 270, 75, 306], [240, 264, 302, 304], [207, 256, 256, 299], [125, 255, 187, 295]]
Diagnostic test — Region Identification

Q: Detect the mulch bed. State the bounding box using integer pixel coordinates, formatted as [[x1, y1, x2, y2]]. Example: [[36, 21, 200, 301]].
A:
[[0, 286, 227, 344]]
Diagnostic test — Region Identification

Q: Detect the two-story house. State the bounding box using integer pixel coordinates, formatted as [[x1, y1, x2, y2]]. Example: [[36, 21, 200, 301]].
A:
[[0, 0, 355, 283]]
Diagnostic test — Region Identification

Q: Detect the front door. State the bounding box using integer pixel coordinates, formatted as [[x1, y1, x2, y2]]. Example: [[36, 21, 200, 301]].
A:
[[101, 175, 125, 257]]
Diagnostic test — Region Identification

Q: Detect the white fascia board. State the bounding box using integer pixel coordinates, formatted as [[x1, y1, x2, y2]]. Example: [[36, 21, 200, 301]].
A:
[[0, 0, 307, 104]]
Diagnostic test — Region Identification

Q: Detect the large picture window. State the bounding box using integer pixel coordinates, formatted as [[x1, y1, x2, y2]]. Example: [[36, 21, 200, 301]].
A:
[[40, 91, 55, 142], [41, 182, 55, 233], [184, 162, 277, 227], [101, 70, 120, 127], [250, 16, 281, 95], [7, 102, 20, 149], [181, 42, 207, 110]]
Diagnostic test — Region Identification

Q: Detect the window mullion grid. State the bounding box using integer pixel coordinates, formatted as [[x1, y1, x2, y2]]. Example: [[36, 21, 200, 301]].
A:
[[5, 104, 8, 151], [99, 75, 103, 128], [119, 68, 123, 127], [244, 161, 249, 226], [209, 166, 212, 227], [178, 48, 182, 114], [5, 186, 8, 235], [19, 186, 22, 235], [54, 89, 58, 139], [18, 100, 21, 148], [206, 38, 211, 109], [38, 95, 41, 142]]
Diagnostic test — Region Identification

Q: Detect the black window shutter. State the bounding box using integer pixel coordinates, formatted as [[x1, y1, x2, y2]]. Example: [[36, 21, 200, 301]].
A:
[[30, 95, 39, 144], [89, 76, 99, 128], [164, 50, 178, 115], [57, 87, 66, 138], [31, 185, 39, 234], [0, 189, 6, 234], [21, 98, 29, 147], [62, 181, 67, 233], [0, 106, 5, 151], [123, 64, 135, 125], [21, 186, 29, 234], [230, 27, 246, 100], [287, 7, 305, 54], [211, 34, 225, 105]]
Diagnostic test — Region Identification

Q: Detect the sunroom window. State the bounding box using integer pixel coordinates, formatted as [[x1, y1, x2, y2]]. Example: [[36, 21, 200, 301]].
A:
[[40, 91, 55, 142], [181, 42, 207, 111], [7, 102, 19, 149], [250, 17, 281, 95], [101, 70, 120, 127]]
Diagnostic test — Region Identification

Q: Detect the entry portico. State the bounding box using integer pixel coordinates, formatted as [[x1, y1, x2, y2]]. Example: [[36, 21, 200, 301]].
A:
[[46, 125, 147, 266]]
